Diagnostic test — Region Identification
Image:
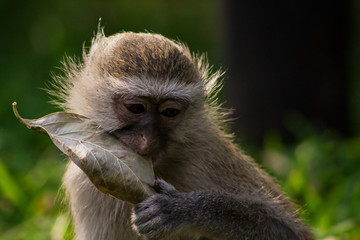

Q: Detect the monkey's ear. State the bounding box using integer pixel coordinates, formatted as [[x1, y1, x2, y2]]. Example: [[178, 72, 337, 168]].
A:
[[153, 179, 178, 194]]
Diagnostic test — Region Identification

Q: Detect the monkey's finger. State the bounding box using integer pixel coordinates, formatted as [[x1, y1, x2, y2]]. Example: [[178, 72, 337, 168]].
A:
[[133, 210, 169, 239], [153, 179, 177, 194], [133, 204, 159, 225], [144, 228, 166, 240]]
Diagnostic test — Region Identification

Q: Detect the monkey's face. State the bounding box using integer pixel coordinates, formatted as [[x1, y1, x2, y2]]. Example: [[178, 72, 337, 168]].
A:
[[111, 96, 187, 158], [62, 32, 209, 159]]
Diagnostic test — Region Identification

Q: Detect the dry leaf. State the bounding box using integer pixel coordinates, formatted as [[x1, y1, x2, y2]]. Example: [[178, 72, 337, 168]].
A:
[[13, 102, 154, 204]]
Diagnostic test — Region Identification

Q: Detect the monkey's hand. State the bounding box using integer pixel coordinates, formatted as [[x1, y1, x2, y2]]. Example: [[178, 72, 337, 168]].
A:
[[132, 179, 307, 240], [131, 179, 197, 240]]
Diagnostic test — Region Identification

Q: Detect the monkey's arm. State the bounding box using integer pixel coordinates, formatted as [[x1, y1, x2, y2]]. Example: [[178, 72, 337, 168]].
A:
[[132, 179, 312, 240]]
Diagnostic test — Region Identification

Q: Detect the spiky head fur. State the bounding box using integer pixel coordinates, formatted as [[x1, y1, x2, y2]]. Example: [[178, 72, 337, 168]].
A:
[[49, 31, 230, 139]]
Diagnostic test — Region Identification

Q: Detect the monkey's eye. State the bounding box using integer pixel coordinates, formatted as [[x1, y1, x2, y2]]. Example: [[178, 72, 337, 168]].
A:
[[125, 104, 146, 114], [161, 108, 180, 118]]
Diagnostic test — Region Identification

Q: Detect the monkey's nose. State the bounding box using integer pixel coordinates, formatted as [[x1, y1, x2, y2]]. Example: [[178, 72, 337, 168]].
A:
[[138, 133, 160, 156]]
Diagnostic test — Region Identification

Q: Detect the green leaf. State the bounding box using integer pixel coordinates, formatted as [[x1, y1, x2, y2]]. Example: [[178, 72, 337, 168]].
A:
[[0, 158, 25, 205], [12, 102, 154, 204]]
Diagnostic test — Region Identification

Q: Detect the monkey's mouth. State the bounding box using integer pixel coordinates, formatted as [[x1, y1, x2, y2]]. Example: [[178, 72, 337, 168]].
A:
[[151, 156, 157, 164]]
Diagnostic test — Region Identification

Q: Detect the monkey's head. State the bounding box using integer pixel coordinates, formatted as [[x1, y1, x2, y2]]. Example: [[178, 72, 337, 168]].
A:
[[55, 32, 223, 159]]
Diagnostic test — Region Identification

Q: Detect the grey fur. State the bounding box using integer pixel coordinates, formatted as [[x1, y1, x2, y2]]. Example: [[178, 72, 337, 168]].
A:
[[54, 31, 313, 240]]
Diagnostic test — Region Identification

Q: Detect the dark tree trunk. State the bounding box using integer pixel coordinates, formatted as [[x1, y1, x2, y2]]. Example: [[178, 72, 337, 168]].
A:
[[221, 0, 351, 144]]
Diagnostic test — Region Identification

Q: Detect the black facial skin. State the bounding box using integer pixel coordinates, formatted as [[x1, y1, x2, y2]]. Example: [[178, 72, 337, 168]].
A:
[[112, 97, 186, 157]]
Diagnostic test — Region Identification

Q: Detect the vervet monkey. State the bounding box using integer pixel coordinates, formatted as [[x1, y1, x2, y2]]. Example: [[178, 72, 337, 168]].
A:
[[54, 31, 313, 240]]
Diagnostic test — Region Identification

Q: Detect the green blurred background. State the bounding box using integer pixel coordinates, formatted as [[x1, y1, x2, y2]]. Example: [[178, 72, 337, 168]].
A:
[[0, 0, 359, 239]]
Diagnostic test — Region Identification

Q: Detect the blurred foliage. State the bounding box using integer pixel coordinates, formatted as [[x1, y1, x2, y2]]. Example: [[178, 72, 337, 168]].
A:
[[260, 115, 360, 239], [1, 0, 360, 239]]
